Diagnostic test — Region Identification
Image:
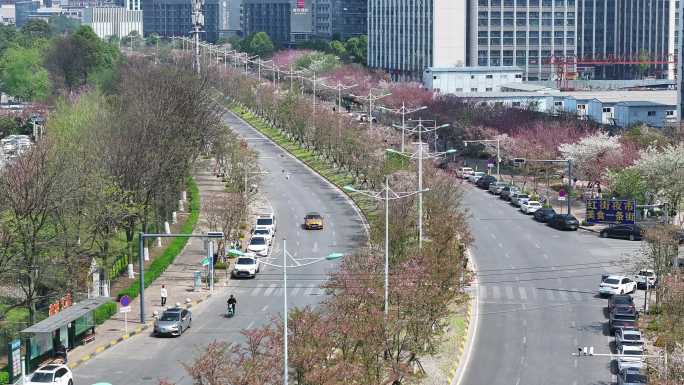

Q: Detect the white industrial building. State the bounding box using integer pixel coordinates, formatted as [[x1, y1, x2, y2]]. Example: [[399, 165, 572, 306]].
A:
[[423, 66, 524, 94], [82, 1, 142, 40]]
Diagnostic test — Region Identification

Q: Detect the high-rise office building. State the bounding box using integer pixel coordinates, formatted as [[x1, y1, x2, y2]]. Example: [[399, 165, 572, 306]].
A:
[[469, 0, 577, 81], [242, 0, 293, 45], [143, 0, 229, 42], [577, 0, 676, 79], [368, 0, 468, 79], [313, 0, 366, 40], [14, 0, 39, 27], [677, 0, 682, 121]]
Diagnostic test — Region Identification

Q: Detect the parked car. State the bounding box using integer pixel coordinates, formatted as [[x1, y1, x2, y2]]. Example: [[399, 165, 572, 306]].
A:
[[468, 172, 486, 183], [476, 175, 497, 189], [617, 367, 647, 385], [600, 224, 644, 241], [304, 212, 324, 230], [511, 193, 530, 207], [154, 308, 192, 337], [547, 214, 579, 230], [600, 275, 637, 296], [533, 207, 556, 222], [617, 344, 645, 371], [456, 167, 474, 178], [27, 365, 73, 385], [499, 186, 519, 201], [232, 256, 260, 278], [489, 182, 506, 194], [520, 200, 542, 214], [634, 270, 657, 289], [608, 294, 636, 313], [247, 236, 269, 257], [252, 227, 273, 245], [615, 329, 645, 350], [256, 213, 276, 234]]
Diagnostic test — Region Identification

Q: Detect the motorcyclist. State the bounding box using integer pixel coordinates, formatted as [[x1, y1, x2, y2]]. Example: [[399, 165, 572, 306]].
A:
[[227, 294, 237, 314]]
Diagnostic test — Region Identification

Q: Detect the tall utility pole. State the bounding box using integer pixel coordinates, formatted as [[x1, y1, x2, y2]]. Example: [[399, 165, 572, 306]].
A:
[[351, 89, 392, 132], [464, 138, 502, 179], [379, 103, 427, 152], [387, 119, 454, 249], [190, 0, 204, 76]]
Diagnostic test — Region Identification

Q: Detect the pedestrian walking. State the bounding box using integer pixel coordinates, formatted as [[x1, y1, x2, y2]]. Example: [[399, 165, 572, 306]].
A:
[[161, 284, 168, 307]]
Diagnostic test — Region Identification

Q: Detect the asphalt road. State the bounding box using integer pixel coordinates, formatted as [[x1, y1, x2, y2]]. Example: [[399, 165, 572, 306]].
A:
[[460, 181, 642, 385], [73, 111, 366, 385]]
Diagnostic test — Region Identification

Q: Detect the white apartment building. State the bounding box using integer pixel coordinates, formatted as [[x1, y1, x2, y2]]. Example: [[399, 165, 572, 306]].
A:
[[82, 5, 142, 40]]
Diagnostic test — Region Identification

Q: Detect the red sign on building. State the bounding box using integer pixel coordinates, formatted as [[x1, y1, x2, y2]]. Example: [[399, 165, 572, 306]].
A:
[[297, 0, 305, 8]]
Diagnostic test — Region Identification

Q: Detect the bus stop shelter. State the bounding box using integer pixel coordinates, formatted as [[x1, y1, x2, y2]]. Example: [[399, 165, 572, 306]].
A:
[[20, 297, 111, 370]]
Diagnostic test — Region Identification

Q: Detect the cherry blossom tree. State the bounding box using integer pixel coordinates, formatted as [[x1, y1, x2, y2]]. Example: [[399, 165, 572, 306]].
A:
[[631, 143, 684, 220], [558, 132, 623, 183]]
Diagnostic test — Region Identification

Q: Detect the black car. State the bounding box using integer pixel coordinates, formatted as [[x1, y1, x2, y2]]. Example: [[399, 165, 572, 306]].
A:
[[533, 208, 556, 222], [476, 175, 497, 189], [548, 214, 579, 230], [608, 294, 635, 313], [609, 311, 638, 334], [600, 224, 644, 241]]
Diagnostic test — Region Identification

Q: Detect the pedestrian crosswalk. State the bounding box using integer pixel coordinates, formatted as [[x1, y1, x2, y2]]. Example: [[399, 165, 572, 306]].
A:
[[478, 285, 600, 305], [228, 282, 323, 297]]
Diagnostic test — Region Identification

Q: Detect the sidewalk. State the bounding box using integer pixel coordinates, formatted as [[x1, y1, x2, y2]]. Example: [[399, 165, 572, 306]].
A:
[[66, 159, 232, 368]]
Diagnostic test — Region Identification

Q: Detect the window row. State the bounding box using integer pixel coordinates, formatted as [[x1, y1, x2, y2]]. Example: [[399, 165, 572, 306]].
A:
[[478, 18, 575, 26], [478, 0, 576, 6]]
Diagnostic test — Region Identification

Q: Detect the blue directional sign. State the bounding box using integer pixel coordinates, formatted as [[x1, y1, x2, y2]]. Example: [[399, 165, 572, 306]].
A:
[[585, 199, 637, 224]]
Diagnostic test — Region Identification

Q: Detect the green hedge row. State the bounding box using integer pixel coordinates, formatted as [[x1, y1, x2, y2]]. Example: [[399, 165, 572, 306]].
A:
[[93, 301, 117, 325], [116, 178, 200, 301], [0, 371, 8, 385]]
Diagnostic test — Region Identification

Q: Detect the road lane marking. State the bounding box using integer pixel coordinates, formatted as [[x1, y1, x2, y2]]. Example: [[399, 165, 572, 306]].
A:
[[505, 286, 515, 300], [264, 283, 277, 296], [522, 336, 527, 344], [534, 243, 540, 249], [505, 252, 511, 259], [558, 290, 569, 302], [251, 283, 265, 296], [246, 321, 255, 330], [305, 284, 316, 296], [571, 289, 583, 301], [492, 286, 501, 299], [490, 233, 497, 239], [545, 290, 555, 300], [291, 286, 301, 296], [543, 253, 549, 260], [480, 285, 488, 299], [498, 242, 503, 248], [518, 287, 527, 300], [261, 305, 268, 312]]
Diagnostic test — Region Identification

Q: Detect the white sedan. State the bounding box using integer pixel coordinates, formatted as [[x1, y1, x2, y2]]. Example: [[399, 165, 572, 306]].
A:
[[617, 344, 645, 372], [27, 364, 73, 385], [599, 275, 637, 296], [520, 200, 542, 214], [247, 236, 269, 257], [467, 172, 485, 183]]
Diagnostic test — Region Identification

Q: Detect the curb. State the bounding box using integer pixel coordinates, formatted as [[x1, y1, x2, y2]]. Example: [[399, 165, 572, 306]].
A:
[[69, 295, 211, 369], [448, 248, 480, 385], [579, 225, 600, 233]]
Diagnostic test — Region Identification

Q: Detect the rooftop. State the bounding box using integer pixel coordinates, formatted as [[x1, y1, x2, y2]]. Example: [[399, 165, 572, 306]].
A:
[[21, 297, 111, 334], [426, 66, 524, 73]]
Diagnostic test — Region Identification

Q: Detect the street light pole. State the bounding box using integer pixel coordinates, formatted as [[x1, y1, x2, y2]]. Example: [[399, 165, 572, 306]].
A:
[[381, 103, 427, 152], [344, 182, 425, 316], [283, 239, 288, 385], [350, 89, 391, 132]]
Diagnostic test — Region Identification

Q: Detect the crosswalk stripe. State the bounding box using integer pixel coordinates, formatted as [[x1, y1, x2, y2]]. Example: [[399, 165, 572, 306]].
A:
[[571, 288, 583, 301], [545, 290, 555, 301], [557, 290, 569, 301], [264, 283, 277, 296], [480, 285, 488, 299], [492, 286, 501, 299], [530, 287, 538, 300], [505, 286, 515, 300], [251, 283, 264, 296], [291, 286, 301, 296], [518, 287, 527, 300]]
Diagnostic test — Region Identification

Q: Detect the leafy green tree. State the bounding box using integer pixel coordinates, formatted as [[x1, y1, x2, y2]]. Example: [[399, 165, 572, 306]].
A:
[[48, 15, 81, 36], [248, 32, 274, 57], [294, 51, 340, 73], [0, 24, 19, 55], [329, 40, 347, 59], [145, 33, 160, 46], [20, 19, 50, 41], [345, 35, 367, 64], [0, 116, 23, 137], [45, 25, 120, 92], [0, 46, 51, 101], [607, 168, 648, 203]]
